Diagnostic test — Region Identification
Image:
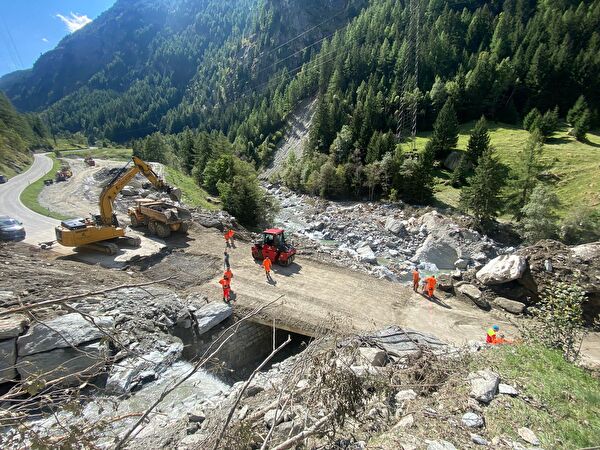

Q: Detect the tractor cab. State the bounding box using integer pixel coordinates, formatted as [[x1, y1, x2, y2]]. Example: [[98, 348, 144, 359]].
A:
[[252, 228, 297, 266]]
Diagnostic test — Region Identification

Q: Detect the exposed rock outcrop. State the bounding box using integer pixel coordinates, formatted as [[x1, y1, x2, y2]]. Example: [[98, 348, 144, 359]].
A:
[[17, 313, 114, 357]]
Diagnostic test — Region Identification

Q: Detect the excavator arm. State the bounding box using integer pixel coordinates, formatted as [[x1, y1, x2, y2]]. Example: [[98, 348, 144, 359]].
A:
[[98, 156, 181, 225]]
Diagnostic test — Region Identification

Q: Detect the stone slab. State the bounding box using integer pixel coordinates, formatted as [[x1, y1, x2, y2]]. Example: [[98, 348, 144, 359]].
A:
[[194, 302, 233, 335], [18, 313, 114, 357]]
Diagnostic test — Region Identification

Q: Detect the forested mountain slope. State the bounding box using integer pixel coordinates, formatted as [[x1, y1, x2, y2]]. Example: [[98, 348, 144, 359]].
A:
[[0, 93, 50, 177], [0, 0, 364, 143]]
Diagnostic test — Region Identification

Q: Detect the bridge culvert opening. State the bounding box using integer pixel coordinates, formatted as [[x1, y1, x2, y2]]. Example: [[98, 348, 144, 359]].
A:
[[181, 317, 312, 383]]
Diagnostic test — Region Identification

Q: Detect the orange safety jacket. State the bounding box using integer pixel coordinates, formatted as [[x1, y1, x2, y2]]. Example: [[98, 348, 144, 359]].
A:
[[427, 277, 437, 290], [263, 258, 272, 271], [486, 329, 497, 344]]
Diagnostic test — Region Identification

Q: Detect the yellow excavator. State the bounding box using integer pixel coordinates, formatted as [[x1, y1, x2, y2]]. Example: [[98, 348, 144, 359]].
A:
[[55, 156, 181, 255]]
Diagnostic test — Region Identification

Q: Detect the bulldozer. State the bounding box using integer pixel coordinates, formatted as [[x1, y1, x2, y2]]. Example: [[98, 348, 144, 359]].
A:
[[55, 156, 181, 255]]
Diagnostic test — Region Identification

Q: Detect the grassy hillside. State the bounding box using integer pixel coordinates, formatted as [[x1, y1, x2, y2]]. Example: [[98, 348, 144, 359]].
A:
[[412, 123, 600, 217], [164, 166, 218, 211], [60, 147, 133, 161], [373, 344, 600, 449]]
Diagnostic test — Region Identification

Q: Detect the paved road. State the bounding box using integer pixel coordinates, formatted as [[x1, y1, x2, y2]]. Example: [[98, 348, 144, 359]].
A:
[[0, 154, 59, 244]]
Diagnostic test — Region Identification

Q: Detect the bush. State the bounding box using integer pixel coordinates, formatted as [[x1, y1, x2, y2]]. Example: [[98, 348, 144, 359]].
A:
[[560, 208, 600, 244], [525, 281, 588, 362]]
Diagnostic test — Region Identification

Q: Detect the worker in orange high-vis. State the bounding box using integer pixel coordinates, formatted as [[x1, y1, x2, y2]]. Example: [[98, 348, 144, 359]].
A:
[[224, 229, 235, 248], [219, 276, 231, 303], [263, 256, 273, 281], [486, 325, 500, 344], [426, 275, 437, 299], [224, 268, 233, 281], [412, 269, 420, 292]]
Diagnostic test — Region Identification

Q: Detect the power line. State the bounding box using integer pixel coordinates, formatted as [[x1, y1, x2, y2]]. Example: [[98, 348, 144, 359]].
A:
[[252, 27, 340, 81], [1, 16, 24, 69], [258, 7, 347, 60]]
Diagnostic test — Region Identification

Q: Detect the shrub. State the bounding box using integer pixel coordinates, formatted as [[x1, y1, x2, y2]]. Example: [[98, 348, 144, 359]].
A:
[[525, 281, 588, 362]]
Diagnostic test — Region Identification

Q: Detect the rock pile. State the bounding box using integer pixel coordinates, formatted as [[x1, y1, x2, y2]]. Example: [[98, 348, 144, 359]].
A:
[[268, 184, 506, 281]]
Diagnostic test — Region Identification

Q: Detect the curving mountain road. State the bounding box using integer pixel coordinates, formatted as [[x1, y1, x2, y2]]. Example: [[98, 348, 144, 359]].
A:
[[0, 154, 60, 244]]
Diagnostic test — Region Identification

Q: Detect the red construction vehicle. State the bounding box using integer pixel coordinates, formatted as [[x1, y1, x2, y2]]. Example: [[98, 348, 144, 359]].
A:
[[251, 228, 296, 266], [84, 156, 96, 167]]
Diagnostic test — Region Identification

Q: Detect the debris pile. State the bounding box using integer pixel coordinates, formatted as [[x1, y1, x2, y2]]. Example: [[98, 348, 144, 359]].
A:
[[268, 184, 506, 282]]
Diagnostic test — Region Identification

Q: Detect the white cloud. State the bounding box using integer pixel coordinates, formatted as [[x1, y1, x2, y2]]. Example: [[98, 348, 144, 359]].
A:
[[42, 37, 49, 42], [56, 12, 92, 33]]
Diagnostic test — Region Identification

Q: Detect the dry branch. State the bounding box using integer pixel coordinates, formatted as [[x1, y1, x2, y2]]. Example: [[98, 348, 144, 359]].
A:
[[114, 294, 285, 450], [0, 277, 173, 317], [211, 335, 292, 450], [270, 413, 333, 450]]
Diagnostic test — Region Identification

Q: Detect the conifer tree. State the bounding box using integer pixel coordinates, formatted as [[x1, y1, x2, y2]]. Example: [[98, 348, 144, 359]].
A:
[[520, 184, 560, 243], [567, 96, 588, 125], [430, 98, 459, 159], [459, 147, 506, 227], [573, 109, 591, 141], [507, 130, 546, 220], [465, 116, 490, 165]]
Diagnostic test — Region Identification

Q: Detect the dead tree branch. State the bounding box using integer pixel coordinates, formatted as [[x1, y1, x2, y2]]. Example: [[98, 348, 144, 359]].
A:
[[270, 413, 333, 450], [212, 336, 292, 450], [115, 294, 285, 450], [0, 277, 173, 317]]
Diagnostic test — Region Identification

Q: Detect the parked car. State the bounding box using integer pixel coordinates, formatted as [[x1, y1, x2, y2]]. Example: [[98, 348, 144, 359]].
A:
[[0, 216, 26, 241], [0, 175, 7, 184]]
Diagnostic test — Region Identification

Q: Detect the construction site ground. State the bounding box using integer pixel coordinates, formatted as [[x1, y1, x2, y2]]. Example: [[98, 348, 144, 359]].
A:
[[4, 157, 600, 369]]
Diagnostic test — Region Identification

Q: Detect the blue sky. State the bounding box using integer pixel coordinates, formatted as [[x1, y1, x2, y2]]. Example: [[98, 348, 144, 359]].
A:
[[0, 0, 116, 77]]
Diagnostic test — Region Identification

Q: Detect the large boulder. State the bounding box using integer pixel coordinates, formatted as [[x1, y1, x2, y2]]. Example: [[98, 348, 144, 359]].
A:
[[356, 244, 377, 264], [16, 341, 109, 383], [194, 302, 233, 335], [571, 242, 600, 263], [17, 313, 114, 357], [413, 235, 459, 270], [385, 217, 405, 235], [0, 339, 17, 383], [456, 284, 490, 310], [468, 370, 500, 404], [476, 255, 527, 285], [494, 297, 526, 314], [0, 315, 28, 340]]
